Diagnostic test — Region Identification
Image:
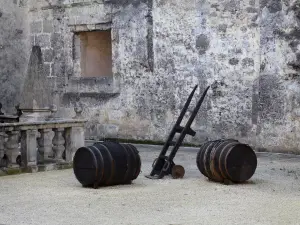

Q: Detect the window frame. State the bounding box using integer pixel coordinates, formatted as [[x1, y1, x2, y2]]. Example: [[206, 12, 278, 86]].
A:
[[64, 23, 120, 99]]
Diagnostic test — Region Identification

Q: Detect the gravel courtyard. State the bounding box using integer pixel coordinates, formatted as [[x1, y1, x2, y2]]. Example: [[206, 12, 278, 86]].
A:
[[0, 144, 300, 225]]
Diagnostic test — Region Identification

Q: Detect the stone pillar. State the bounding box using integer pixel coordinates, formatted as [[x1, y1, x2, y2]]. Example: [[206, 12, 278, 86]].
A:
[[37, 129, 53, 163], [52, 128, 65, 162], [64, 125, 85, 163], [64, 127, 73, 163], [0, 132, 7, 167], [0, 132, 5, 159], [70, 103, 85, 160], [21, 130, 38, 172], [5, 130, 20, 166], [72, 127, 85, 160]]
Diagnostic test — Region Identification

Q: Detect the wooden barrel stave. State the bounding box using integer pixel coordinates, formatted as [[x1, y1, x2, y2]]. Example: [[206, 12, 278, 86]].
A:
[[92, 143, 114, 186], [203, 140, 225, 179], [94, 142, 127, 185], [88, 146, 105, 186], [126, 144, 141, 180], [120, 143, 136, 183], [214, 140, 239, 181], [209, 140, 231, 182], [196, 141, 213, 176]]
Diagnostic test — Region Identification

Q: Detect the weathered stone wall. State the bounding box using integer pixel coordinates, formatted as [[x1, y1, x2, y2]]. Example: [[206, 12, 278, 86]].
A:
[[8, 0, 300, 153], [0, 0, 30, 114], [256, 0, 300, 153]]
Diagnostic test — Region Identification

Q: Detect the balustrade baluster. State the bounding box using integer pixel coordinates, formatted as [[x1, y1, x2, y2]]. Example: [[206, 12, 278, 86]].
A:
[[0, 132, 6, 167], [0, 132, 5, 159], [72, 126, 84, 160], [20, 129, 38, 172], [5, 130, 20, 167], [37, 129, 53, 163], [52, 128, 65, 162], [63, 127, 72, 163]]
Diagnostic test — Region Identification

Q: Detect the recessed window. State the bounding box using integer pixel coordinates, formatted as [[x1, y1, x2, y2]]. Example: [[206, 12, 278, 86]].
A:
[[79, 30, 112, 77]]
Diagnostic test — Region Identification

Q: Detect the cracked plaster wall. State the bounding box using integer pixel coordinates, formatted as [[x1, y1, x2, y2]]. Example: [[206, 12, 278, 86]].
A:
[[2, 0, 300, 153]]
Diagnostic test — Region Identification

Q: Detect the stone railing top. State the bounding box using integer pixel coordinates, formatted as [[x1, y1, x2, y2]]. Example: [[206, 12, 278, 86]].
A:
[[0, 115, 19, 119], [0, 115, 19, 123], [0, 119, 87, 132]]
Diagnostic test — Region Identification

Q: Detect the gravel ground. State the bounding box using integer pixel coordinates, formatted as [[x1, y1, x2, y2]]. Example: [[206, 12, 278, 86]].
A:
[[0, 144, 300, 225]]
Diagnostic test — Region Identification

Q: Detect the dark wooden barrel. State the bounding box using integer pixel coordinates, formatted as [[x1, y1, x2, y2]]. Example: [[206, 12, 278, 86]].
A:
[[73, 142, 141, 188], [196, 139, 257, 183]]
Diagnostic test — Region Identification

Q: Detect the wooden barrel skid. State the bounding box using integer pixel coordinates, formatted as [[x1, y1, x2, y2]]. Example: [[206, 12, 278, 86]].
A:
[[196, 139, 257, 184], [73, 142, 141, 188]]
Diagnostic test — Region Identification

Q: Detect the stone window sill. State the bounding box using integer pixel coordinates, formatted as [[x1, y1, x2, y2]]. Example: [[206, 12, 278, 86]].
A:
[[63, 76, 120, 100]]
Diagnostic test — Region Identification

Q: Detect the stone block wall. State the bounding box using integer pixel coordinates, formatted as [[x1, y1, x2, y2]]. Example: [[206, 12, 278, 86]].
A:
[[0, 0, 30, 114], [2, 0, 300, 153]]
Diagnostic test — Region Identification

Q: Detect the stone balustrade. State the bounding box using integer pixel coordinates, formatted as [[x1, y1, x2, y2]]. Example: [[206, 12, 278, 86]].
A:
[[0, 119, 86, 173]]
